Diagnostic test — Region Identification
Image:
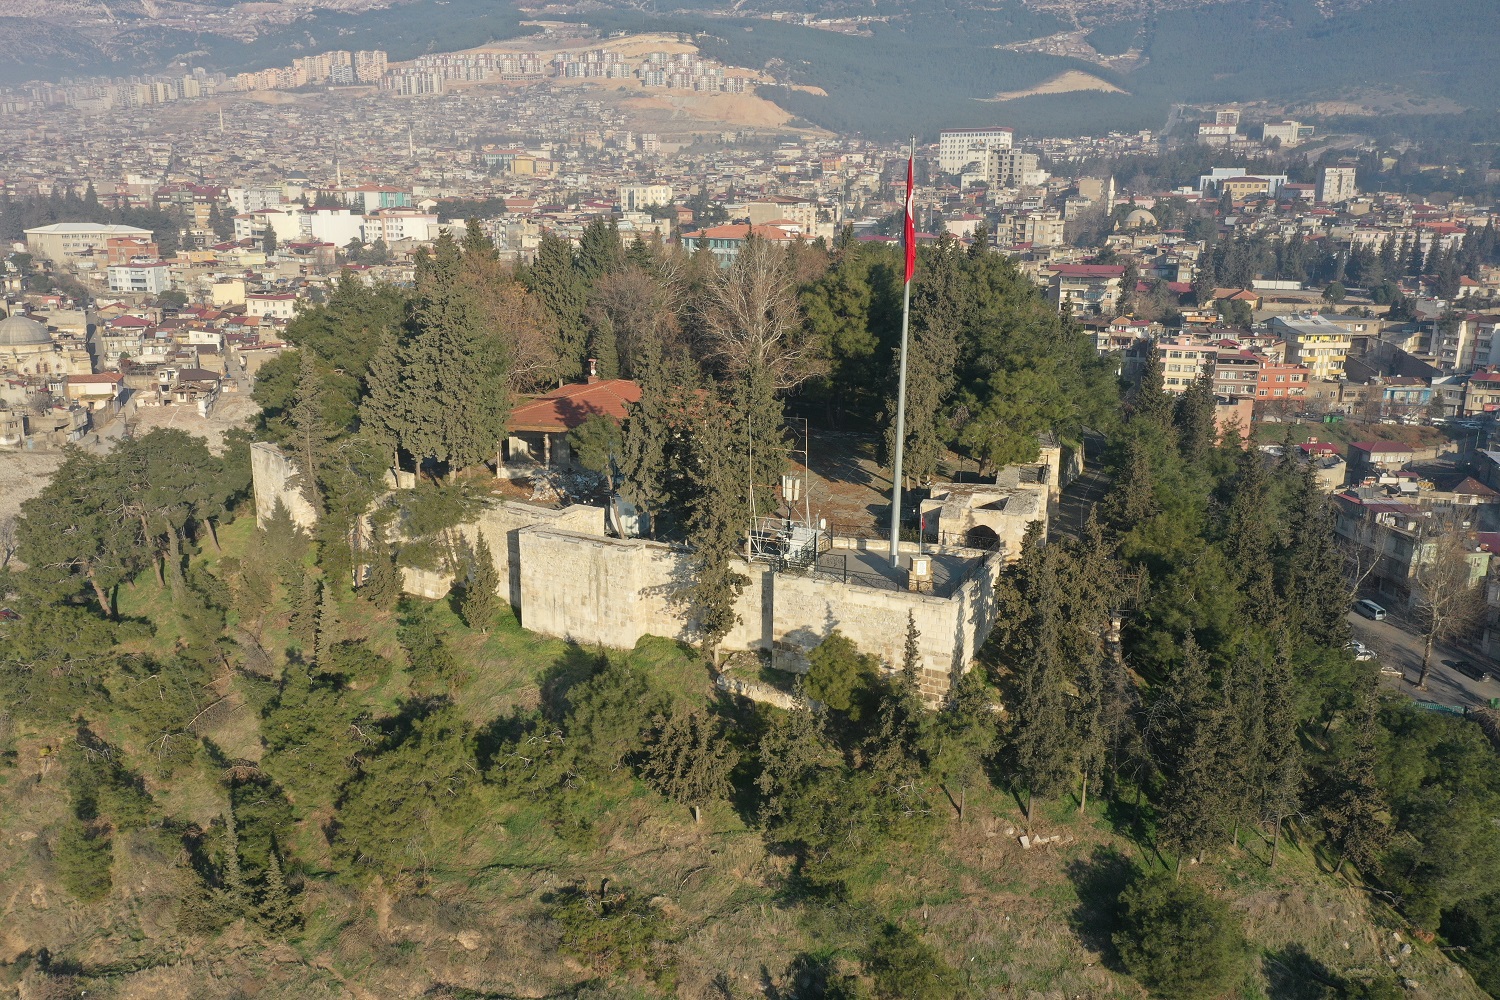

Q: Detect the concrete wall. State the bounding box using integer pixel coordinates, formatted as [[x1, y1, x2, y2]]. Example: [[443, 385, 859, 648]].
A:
[[251, 441, 318, 530]]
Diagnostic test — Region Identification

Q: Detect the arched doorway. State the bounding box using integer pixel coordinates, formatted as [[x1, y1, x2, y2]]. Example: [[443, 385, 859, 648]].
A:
[[965, 525, 1000, 550]]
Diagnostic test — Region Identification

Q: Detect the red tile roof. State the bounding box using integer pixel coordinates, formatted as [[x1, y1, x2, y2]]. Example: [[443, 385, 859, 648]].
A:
[[508, 379, 643, 434]]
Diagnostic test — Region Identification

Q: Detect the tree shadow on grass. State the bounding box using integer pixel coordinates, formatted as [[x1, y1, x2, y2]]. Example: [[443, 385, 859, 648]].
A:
[[1064, 845, 1139, 972], [1262, 943, 1344, 1000], [537, 642, 608, 721]]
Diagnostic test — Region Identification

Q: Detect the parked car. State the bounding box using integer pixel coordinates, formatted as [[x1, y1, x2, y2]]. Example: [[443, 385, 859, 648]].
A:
[[1346, 639, 1375, 661], [1380, 662, 1403, 677], [1442, 659, 1493, 683], [1355, 599, 1387, 621]]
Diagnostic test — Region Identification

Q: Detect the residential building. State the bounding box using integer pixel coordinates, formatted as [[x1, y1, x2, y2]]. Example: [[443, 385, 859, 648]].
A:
[[1349, 441, 1415, 472], [985, 147, 1045, 189], [1317, 167, 1358, 205], [1212, 349, 1262, 398], [1047, 263, 1125, 314], [1255, 360, 1310, 405], [1156, 339, 1216, 393], [24, 222, 154, 261], [1271, 313, 1352, 381], [246, 293, 298, 321], [938, 127, 1012, 174], [501, 377, 642, 475], [746, 196, 819, 231], [618, 183, 673, 212], [106, 261, 173, 295], [1464, 369, 1500, 415]]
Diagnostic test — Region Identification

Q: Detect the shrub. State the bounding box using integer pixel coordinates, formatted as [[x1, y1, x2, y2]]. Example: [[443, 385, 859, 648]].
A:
[[548, 883, 676, 991], [859, 922, 966, 999], [1112, 871, 1248, 999]]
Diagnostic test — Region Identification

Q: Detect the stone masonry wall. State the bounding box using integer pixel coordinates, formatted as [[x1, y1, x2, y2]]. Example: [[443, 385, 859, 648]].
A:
[[250, 441, 318, 530]]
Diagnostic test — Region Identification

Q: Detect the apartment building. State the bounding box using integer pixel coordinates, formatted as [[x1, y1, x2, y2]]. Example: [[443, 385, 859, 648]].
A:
[[106, 261, 173, 295], [1271, 313, 1351, 381], [1047, 264, 1125, 314]]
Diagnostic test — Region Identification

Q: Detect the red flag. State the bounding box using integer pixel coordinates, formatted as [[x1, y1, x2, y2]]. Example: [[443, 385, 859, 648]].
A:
[[903, 155, 916, 284]]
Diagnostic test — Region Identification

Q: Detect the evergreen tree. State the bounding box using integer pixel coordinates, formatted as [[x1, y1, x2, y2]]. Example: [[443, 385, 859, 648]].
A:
[[255, 848, 300, 935], [459, 532, 502, 632], [683, 389, 749, 661], [261, 657, 362, 811], [1320, 691, 1390, 877], [1220, 447, 1279, 627], [902, 611, 921, 678], [930, 668, 996, 821], [285, 351, 339, 513], [640, 707, 739, 823], [1113, 870, 1250, 1000], [1130, 345, 1174, 429], [360, 537, 403, 610], [576, 216, 626, 282], [460, 217, 497, 261], [528, 231, 588, 382], [1260, 647, 1303, 868], [885, 236, 964, 485], [1004, 532, 1075, 823], [1153, 636, 1227, 868], [1105, 437, 1161, 533], [1172, 364, 1217, 467]]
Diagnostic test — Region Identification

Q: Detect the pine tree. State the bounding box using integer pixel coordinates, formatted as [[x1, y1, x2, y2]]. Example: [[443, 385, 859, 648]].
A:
[[1221, 447, 1279, 627], [288, 574, 322, 658], [212, 811, 250, 918], [1105, 437, 1160, 533], [360, 538, 403, 609], [255, 847, 300, 935], [885, 236, 963, 485], [931, 668, 996, 822], [460, 217, 498, 261], [640, 707, 739, 823], [459, 532, 502, 632], [618, 333, 673, 535], [576, 216, 626, 282]]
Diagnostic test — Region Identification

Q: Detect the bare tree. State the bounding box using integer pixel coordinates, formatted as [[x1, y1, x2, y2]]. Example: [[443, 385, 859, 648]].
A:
[[1412, 528, 1487, 689], [461, 257, 568, 393], [700, 236, 825, 390]]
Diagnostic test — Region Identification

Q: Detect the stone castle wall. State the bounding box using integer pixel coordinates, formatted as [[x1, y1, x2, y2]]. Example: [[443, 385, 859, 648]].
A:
[[251, 442, 318, 530], [251, 445, 1002, 696]]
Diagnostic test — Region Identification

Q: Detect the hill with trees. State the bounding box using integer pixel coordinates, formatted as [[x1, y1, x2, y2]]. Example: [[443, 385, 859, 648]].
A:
[[2, 227, 1499, 998]]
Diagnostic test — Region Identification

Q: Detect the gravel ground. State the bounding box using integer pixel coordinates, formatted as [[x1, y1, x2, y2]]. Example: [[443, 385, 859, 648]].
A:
[[0, 452, 65, 525]]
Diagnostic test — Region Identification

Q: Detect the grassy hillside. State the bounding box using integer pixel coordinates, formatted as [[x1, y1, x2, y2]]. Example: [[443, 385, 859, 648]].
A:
[[0, 514, 1489, 999]]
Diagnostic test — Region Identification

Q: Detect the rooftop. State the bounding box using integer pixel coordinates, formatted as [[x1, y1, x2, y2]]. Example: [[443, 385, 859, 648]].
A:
[[508, 378, 642, 434]]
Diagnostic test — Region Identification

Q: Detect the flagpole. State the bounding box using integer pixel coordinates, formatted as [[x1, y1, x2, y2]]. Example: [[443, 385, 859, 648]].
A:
[[889, 134, 915, 567]]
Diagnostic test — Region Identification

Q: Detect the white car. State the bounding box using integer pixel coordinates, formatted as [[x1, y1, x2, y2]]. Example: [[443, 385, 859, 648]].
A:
[[1346, 639, 1375, 662]]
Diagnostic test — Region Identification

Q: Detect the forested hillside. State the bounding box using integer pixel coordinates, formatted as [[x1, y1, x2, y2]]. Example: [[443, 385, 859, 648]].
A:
[[2, 227, 1499, 998]]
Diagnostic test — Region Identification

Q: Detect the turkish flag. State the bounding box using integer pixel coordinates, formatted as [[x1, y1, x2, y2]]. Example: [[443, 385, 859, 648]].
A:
[[903, 155, 916, 284]]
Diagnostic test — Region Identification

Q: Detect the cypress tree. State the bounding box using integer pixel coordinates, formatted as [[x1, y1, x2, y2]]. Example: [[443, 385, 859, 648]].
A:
[[618, 334, 673, 536], [459, 532, 502, 632], [1154, 635, 1227, 870], [528, 231, 588, 382], [684, 391, 749, 662], [902, 611, 921, 679], [1173, 365, 1217, 467], [1321, 690, 1390, 877], [1261, 645, 1303, 868], [1220, 447, 1279, 627], [1131, 345, 1174, 430]]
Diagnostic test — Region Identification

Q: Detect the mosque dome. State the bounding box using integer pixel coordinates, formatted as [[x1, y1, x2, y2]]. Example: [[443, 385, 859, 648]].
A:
[[1123, 208, 1158, 229], [0, 310, 53, 348]]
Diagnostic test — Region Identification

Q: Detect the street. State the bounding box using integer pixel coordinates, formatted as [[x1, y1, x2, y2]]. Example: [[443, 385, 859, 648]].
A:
[[1347, 610, 1500, 710]]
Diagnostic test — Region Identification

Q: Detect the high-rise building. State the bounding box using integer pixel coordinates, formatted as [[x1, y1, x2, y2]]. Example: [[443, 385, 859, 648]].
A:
[[1317, 166, 1358, 205], [985, 147, 1042, 189], [938, 127, 1012, 175]]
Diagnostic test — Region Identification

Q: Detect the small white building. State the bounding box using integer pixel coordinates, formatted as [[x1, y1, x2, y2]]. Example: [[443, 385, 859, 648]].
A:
[[246, 293, 298, 321]]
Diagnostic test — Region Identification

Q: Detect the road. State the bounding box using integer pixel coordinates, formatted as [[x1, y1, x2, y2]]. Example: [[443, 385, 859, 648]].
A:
[[1347, 610, 1500, 710]]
